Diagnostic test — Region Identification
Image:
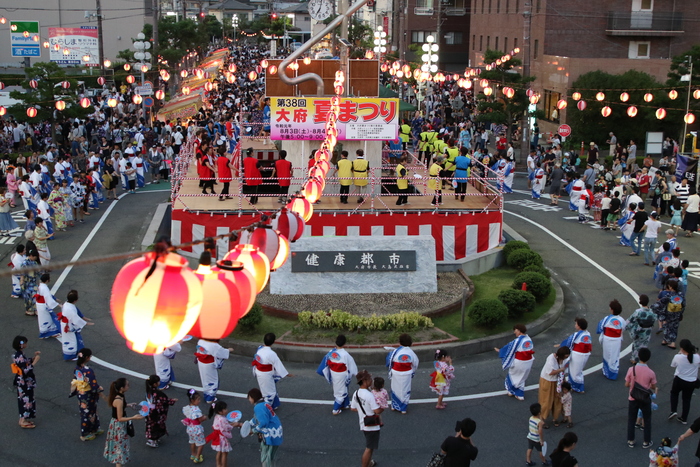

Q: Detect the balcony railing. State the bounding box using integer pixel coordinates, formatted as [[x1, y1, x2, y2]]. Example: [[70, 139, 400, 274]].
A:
[[414, 6, 434, 15], [606, 11, 684, 36], [445, 7, 466, 15]]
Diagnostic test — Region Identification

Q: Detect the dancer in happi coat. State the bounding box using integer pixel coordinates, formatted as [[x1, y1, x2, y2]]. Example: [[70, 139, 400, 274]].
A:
[[153, 343, 181, 390], [253, 333, 289, 410], [317, 334, 358, 415], [386, 333, 419, 413], [567, 173, 585, 211], [35, 274, 60, 339], [195, 338, 232, 403], [10, 244, 26, 299], [530, 163, 546, 199], [596, 299, 626, 380], [496, 324, 535, 400], [560, 318, 592, 393], [492, 155, 513, 193], [36, 193, 54, 237], [18, 175, 39, 213], [133, 152, 145, 188], [618, 203, 637, 247], [58, 290, 92, 360], [247, 387, 284, 467]]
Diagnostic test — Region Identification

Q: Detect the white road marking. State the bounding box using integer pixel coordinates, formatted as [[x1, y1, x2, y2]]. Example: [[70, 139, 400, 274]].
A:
[[505, 199, 562, 211]]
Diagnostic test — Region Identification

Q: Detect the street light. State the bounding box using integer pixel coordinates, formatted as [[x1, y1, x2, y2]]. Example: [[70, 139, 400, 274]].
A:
[[131, 32, 152, 126], [373, 26, 387, 59], [231, 14, 239, 43], [682, 55, 694, 154], [416, 35, 439, 112]]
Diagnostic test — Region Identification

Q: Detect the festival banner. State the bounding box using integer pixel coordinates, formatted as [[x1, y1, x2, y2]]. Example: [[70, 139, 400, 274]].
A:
[[675, 154, 698, 185], [48, 27, 99, 65], [270, 97, 399, 141]]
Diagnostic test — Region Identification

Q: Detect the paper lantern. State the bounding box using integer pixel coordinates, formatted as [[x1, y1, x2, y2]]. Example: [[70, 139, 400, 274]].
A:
[[80, 97, 91, 108], [239, 226, 282, 267], [0, 106, 5, 116], [389, 68, 395, 76], [194, 68, 204, 79], [126, 75, 135, 84], [124, 63, 131, 71], [595, 92, 605, 101], [104, 59, 112, 68], [669, 90, 678, 100], [0, 82, 4, 90], [23, 31, 29, 38], [685, 113, 696, 124], [380, 63, 388, 72], [228, 63, 236, 73], [302, 178, 323, 203], [189, 255, 255, 340], [248, 71, 257, 81], [32, 35, 39, 43], [627, 106, 638, 117], [620, 92, 629, 102], [577, 100, 587, 111], [132, 94, 142, 105], [503, 87, 515, 99], [97, 76, 106, 86], [110, 251, 203, 355], [529, 94, 540, 104], [601, 106, 612, 117], [403, 65, 412, 76], [26, 107, 37, 118], [29, 80, 38, 89], [223, 244, 270, 294], [480, 79, 489, 88], [644, 93, 654, 102], [287, 196, 313, 222], [107, 98, 117, 107], [526, 88, 535, 98], [270, 235, 290, 271], [272, 208, 305, 243], [395, 70, 404, 79], [182, 86, 191, 96], [180, 69, 188, 78], [656, 108, 667, 120], [204, 81, 213, 92], [55, 100, 66, 111], [556, 99, 567, 110], [0, 17, 6, 24], [572, 92, 581, 101], [161, 71, 170, 82], [216, 260, 256, 316], [261, 59, 269, 68], [268, 65, 278, 75], [483, 87, 493, 96], [155, 89, 165, 100], [694, 90, 700, 100]]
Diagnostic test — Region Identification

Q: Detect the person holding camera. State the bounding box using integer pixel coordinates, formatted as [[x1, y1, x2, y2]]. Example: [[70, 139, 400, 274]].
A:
[[351, 370, 384, 467]]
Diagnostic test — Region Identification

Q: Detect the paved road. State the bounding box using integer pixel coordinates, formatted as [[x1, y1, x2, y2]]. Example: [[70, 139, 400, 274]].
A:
[[1, 177, 699, 466]]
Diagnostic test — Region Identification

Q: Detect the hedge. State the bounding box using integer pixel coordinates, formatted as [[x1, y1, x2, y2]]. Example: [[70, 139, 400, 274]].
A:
[[507, 249, 543, 271], [512, 272, 552, 302], [238, 302, 264, 330], [523, 264, 551, 279], [502, 240, 530, 261], [468, 299, 508, 327], [498, 289, 536, 318], [298, 310, 434, 332]]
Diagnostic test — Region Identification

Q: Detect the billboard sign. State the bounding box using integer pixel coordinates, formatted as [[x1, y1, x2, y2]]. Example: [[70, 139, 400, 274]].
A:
[[48, 27, 99, 65], [270, 97, 399, 141], [10, 21, 41, 57]]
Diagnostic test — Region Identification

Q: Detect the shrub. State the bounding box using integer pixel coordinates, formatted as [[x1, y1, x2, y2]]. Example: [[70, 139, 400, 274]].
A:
[[502, 240, 530, 261], [468, 299, 508, 327], [512, 272, 552, 302], [523, 264, 551, 279], [507, 249, 543, 271], [238, 302, 264, 330], [298, 310, 433, 332], [498, 289, 536, 318]]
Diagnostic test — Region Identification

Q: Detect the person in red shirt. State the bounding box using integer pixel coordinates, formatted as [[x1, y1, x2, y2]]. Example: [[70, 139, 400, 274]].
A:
[[638, 167, 652, 203], [496, 133, 507, 157], [199, 141, 216, 195], [216, 146, 233, 201], [243, 147, 262, 205], [272, 150, 293, 203]]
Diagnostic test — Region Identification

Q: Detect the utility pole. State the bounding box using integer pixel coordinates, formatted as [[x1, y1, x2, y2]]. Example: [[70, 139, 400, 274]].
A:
[[521, 0, 532, 161], [153, 0, 159, 57], [682, 56, 693, 154], [96, 0, 105, 75], [182, 0, 187, 21], [399, 0, 406, 61]]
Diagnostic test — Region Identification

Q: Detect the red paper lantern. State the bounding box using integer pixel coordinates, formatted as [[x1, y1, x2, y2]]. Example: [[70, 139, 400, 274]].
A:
[[226, 74, 236, 84], [248, 71, 258, 81], [595, 92, 605, 101], [483, 87, 493, 96], [126, 75, 135, 84], [80, 97, 91, 108], [270, 235, 290, 270], [620, 92, 629, 102], [577, 100, 587, 111], [502, 87, 514, 99], [268, 65, 278, 75], [272, 208, 305, 242], [261, 59, 269, 68], [194, 68, 204, 79], [627, 106, 638, 118], [694, 90, 700, 100], [107, 98, 117, 108], [479, 79, 489, 88], [685, 113, 696, 124], [0, 106, 5, 116], [556, 99, 567, 110], [240, 226, 282, 267], [60, 80, 70, 89], [26, 107, 37, 118], [161, 71, 170, 82], [29, 80, 38, 89], [669, 90, 679, 100], [571, 92, 581, 101], [302, 178, 323, 203], [223, 244, 270, 294], [189, 255, 256, 339], [97, 76, 106, 86], [55, 100, 66, 111], [132, 94, 142, 105], [182, 86, 191, 96], [228, 63, 237, 73], [601, 106, 611, 117], [287, 196, 313, 222], [529, 94, 540, 104], [180, 69, 188, 78], [656, 108, 667, 120], [155, 89, 165, 100], [124, 63, 131, 71], [0, 82, 4, 90], [644, 93, 654, 102], [526, 88, 535, 98], [110, 251, 204, 355], [204, 81, 213, 92]]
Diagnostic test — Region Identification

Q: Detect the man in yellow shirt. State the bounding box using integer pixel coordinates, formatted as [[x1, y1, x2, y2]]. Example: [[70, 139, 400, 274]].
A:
[[428, 155, 444, 207], [419, 125, 437, 167], [395, 155, 410, 206], [352, 149, 369, 204], [333, 150, 353, 204], [399, 119, 412, 150], [443, 139, 459, 190]]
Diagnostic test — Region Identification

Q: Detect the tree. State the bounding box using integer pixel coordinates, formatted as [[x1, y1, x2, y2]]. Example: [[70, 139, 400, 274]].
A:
[[568, 70, 679, 151], [347, 18, 373, 58], [475, 49, 536, 143], [666, 45, 700, 148]]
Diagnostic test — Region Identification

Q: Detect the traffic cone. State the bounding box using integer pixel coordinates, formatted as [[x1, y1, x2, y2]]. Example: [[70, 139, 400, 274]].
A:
[[521, 282, 527, 291]]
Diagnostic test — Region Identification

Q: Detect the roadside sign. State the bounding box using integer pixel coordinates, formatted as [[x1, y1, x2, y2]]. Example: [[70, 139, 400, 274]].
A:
[[136, 80, 153, 96], [557, 124, 571, 138], [143, 97, 154, 108], [10, 21, 41, 57]]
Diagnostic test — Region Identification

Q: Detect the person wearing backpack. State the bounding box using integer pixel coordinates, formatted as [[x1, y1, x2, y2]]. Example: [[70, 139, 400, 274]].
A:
[[654, 280, 685, 349], [625, 347, 657, 449], [625, 294, 657, 364]]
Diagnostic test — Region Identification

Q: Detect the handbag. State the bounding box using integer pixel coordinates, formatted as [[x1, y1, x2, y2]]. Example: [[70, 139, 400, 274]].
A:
[[355, 392, 380, 427], [126, 420, 135, 437], [663, 193, 672, 201], [630, 366, 652, 403], [426, 452, 446, 467]]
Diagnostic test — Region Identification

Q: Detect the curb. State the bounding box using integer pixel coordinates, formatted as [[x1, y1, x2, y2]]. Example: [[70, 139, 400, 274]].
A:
[[229, 275, 566, 366]]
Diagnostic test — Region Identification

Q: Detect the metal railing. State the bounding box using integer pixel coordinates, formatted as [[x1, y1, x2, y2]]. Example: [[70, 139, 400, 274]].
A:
[[606, 11, 683, 32]]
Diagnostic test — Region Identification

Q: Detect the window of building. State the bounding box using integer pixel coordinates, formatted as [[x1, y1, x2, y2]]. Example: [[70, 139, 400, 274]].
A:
[[411, 31, 437, 43], [536, 0, 541, 13], [515, 0, 519, 13], [514, 37, 518, 49], [487, 36, 491, 49], [304, 16, 311, 21], [495, 36, 499, 50], [497, 0, 501, 13], [506, 0, 509, 13], [488, 0, 492, 14], [504, 37, 508, 52], [543, 90, 562, 122], [534, 39, 539, 59], [445, 32, 463, 45], [480, 35, 483, 51], [481, 0, 485, 14], [629, 41, 650, 59], [632, 0, 653, 11], [473, 34, 476, 50]]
